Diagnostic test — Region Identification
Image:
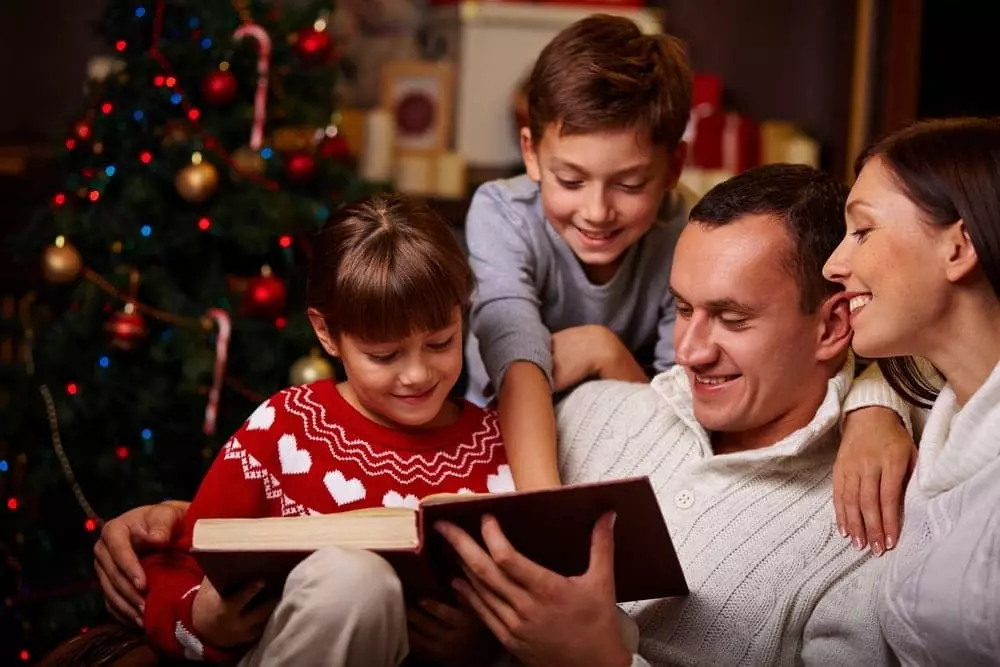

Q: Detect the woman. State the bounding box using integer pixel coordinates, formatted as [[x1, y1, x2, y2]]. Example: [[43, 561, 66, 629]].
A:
[[824, 117, 1000, 664]]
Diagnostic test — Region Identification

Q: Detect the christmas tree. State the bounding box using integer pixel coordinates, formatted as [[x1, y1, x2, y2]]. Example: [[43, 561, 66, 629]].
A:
[[0, 0, 380, 661]]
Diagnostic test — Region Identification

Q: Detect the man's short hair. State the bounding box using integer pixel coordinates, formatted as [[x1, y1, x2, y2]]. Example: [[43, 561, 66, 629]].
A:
[[689, 164, 848, 313]]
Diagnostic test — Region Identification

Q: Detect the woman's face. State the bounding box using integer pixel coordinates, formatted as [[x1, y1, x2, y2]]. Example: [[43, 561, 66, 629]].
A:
[[823, 156, 954, 359]]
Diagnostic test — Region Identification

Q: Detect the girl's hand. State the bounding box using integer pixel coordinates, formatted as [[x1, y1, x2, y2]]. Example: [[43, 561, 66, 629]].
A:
[[407, 598, 498, 667], [191, 577, 277, 649]]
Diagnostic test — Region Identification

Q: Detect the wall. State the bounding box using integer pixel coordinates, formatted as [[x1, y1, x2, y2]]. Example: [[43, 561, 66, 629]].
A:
[[661, 0, 858, 177]]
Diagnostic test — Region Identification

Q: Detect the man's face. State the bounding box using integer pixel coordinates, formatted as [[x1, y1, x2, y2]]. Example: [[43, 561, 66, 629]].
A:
[[521, 124, 685, 284], [669, 215, 838, 450]]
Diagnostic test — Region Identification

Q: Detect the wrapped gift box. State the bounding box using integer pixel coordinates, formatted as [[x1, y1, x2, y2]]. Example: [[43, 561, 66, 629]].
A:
[[689, 111, 760, 173], [423, 2, 661, 168]]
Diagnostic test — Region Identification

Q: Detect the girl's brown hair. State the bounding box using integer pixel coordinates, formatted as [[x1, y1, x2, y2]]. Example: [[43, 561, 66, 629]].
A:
[[307, 194, 474, 342], [856, 117, 1000, 407]]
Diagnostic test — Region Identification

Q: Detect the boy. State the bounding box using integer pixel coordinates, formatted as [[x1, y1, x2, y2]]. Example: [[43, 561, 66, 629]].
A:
[[464, 15, 696, 489]]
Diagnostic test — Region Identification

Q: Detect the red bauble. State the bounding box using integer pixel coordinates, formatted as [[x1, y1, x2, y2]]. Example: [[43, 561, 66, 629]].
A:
[[244, 270, 287, 318], [294, 27, 332, 64], [74, 119, 92, 141], [318, 134, 351, 161], [202, 70, 238, 105], [285, 151, 317, 181], [105, 307, 148, 350]]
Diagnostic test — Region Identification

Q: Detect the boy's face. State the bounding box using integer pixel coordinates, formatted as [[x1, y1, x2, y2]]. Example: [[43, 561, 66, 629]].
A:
[[521, 123, 685, 283]]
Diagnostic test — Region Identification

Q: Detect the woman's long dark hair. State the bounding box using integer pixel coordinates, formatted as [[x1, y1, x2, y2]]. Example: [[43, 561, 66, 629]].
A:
[[856, 118, 1000, 407]]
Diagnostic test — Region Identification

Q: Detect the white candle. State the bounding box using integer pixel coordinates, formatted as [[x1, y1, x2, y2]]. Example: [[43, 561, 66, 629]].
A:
[[360, 107, 394, 182], [434, 152, 466, 199], [394, 152, 433, 195]]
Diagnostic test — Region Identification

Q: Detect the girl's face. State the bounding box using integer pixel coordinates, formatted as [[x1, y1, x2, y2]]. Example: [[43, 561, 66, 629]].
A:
[[823, 157, 952, 359], [323, 307, 465, 430]]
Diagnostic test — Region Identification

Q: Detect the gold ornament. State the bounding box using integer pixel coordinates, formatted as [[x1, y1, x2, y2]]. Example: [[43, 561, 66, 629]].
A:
[[232, 146, 266, 176], [175, 162, 219, 203], [289, 348, 335, 386], [271, 126, 316, 153], [42, 236, 82, 284]]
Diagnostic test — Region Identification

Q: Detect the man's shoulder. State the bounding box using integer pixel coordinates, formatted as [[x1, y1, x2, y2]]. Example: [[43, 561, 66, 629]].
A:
[[557, 378, 674, 424]]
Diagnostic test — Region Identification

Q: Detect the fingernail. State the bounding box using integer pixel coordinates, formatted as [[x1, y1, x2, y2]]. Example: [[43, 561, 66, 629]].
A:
[[837, 524, 847, 538], [871, 540, 884, 557], [133, 577, 143, 588], [133, 615, 143, 628], [138, 601, 145, 613], [853, 536, 864, 550], [610, 511, 617, 529], [885, 535, 895, 550]]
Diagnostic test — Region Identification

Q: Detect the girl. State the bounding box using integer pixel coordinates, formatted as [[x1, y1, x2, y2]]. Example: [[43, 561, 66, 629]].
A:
[[142, 195, 512, 666], [824, 117, 1000, 664]]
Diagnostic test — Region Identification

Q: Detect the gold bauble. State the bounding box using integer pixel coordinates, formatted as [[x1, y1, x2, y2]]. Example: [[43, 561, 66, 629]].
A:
[[232, 146, 267, 176], [42, 239, 82, 284], [175, 162, 219, 203], [289, 349, 335, 386]]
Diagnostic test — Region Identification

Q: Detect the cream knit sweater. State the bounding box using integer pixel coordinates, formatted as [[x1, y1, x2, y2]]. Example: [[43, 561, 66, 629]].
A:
[[556, 361, 895, 666], [878, 361, 1000, 665]]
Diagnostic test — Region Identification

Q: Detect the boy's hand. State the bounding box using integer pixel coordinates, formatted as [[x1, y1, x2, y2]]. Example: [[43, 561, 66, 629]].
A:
[[551, 326, 645, 392], [94, 500, 191, 626], [406, 598, 498, 667], [834, 407, 916, 556], [191, 577, 277, 649]]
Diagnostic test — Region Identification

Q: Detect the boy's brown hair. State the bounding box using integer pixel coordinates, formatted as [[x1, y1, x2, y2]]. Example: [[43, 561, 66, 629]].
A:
[[526, 14, 692, 149], [307, 194, 474, 342]]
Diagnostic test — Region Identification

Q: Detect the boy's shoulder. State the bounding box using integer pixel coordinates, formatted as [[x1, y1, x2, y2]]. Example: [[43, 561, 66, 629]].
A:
[[468, 174, 545, 230]]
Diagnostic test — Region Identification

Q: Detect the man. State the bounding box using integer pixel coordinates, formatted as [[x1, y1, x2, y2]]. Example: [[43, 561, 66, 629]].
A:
[[94, 165, 903, 665], [436, 163, 897, 666]]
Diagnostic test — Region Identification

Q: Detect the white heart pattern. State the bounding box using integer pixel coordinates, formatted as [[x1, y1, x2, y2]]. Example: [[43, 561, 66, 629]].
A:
[[487, 464, 515, 493], [246, 401, 276, 431], [277, 434, 312, 475], [382, 490, 420, 509], [324, 470, 367, 506]]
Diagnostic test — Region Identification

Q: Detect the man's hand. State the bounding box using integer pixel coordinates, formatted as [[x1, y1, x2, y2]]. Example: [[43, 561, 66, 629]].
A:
[[551, 325, 646, 393], [407, 598, 498, 667], [191, 577, 277, 649], [436, 512, 631, 667], [93, 500, 190, 626], [834, 407, 916, 555]]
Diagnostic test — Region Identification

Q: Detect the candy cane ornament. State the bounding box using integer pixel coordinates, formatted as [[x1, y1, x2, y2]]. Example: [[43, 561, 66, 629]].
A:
[[233, 23, 272, 151], [203, 308, 232, 435]]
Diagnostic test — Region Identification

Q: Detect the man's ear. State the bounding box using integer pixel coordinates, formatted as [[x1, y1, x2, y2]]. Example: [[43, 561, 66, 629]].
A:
[[942, 219, 980, 283], [815, 292, 853, 362], [307, 308, 339, 358], [520, 126, 542, 183]]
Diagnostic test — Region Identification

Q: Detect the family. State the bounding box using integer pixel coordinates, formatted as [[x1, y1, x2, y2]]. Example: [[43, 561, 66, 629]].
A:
[[88, 14, 1000, 667]]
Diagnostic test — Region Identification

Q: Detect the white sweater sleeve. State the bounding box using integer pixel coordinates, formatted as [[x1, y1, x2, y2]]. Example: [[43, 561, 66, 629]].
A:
[[842, 361, 914, 434], [801, 558, 894, 666]]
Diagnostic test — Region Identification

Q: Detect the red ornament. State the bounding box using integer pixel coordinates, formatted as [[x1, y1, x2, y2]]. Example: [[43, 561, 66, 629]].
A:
[[74, 119, 92, 140], [202, 70, 238, 105], [244, 268, 287, 318], [285, 151, 317, 181], [105, 305, 148, 350], [318, 134, 351, 161], [294, 27, 332, 64]]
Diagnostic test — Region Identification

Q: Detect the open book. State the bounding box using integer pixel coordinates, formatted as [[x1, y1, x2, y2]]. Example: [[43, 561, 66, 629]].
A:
[[192, 476, 688, 603]]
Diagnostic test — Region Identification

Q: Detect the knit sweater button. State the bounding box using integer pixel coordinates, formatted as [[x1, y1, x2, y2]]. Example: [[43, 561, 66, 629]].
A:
[[674, 490, 695, 509]]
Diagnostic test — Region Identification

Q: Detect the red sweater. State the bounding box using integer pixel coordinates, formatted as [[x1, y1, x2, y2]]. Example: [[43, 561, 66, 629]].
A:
[[142, 380, 509, 661]]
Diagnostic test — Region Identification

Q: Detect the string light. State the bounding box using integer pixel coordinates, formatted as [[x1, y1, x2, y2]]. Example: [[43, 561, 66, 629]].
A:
[[187, 108, 201, 121], [260, 147, 273, 159], [7, 498, 18, 511], [19, 650, 29, 661], [275, 317, 288, 330], [105, 165, 116, 177], [197, 217, 211, 231], [53, 193, 66, 206], [65, 138, 76, 150], [141, 428, 152, 440], [139, 151, 153, 164], [66, 383, 78, 395], [101, 102, 114, 114], [165, 76, 176, 88], [133, 110, 144, 121], [200, 37, 213, 49], [98, 356, 110, 368], [140, 225, 152, 237], [0, 460, 7, 472], [89, 190, 101, 202], [84, 518, 98, 532], [279, 235, 292, 248], [188, 17, 200, 28], [170, 93, 182, 105], [153, 75, 165, 87], [115, 40, 127, 51], [191, 151, 203, 165], [115, 446, 129, 460], [135, 6, 146, 17]]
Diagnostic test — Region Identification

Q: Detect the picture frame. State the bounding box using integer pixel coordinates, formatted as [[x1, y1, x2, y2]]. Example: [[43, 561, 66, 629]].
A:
[[379, 60, 455, 153]]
